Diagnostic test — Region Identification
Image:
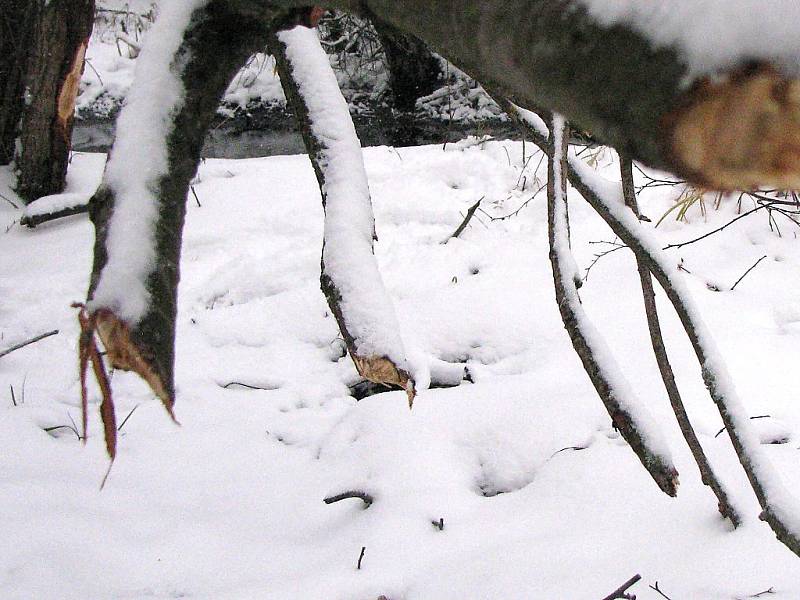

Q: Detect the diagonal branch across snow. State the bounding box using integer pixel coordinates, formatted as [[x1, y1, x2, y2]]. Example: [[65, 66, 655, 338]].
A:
[[567, 152, 800, 557], [272, 26, 415, 401], [547, 115, 679, 497]]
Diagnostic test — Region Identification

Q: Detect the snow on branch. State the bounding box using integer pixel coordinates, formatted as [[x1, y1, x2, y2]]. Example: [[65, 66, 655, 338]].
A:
[[619, 156, 741, 526], [89, 0, 208, 323], [567, 147, 800, 558], [272, 25, 415, 403], [546, 115, 679, 497]]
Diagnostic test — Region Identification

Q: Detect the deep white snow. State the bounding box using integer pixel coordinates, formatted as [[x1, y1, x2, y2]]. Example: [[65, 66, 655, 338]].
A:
[[3, 138, 800, 598]]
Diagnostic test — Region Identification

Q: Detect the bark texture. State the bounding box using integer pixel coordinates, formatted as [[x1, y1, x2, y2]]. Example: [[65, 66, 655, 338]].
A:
[[0, 0, 38, 165], [239, 0, 800, 189], [14, 0, 95, 203], [87, 3, 281, 407]]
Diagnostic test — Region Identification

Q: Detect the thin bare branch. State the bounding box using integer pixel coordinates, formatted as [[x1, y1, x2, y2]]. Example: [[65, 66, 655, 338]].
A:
[[0, 330, 59, 359], [620, 155, 741, 526], [600, 574, 641, 600]]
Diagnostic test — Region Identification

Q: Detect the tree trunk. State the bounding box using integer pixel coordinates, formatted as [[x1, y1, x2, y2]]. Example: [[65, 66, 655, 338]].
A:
[[237, 0, 800, 191], [13, 0, 95, 203], [0, 1, 39, 165]]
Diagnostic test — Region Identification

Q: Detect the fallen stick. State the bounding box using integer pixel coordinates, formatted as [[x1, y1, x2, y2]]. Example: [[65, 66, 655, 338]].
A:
[[20, 204, 89, 228], [0, 330, 59, 359]]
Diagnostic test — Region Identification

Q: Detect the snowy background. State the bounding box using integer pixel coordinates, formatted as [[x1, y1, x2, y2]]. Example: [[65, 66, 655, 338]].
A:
[[2, 139, 800, 598], [4, 1, 800, 597]]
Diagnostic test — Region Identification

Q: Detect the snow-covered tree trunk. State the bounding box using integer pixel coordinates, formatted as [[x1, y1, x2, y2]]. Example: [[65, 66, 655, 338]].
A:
[[85, 2, 279, 413], [12, 0, 95, 203], [546, 116, 678, 497], [269, 25, 414, 402]]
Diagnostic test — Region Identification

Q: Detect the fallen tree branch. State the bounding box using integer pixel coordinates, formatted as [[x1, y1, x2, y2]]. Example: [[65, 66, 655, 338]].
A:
[[546, 116, 678, 497], [323, 490, 374, 508], [20, 203, 88, 228], [270, 25, 414, 406], [504, 97, 800, 553], [600, 574, 641, 600], [566, 150, 800, 558], [0, 329, 59, 359]]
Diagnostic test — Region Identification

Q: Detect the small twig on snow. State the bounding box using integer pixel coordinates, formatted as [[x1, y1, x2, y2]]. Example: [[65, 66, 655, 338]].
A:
[[730, 255, 768, 291], [715, 415, 771, 438], [117, 404, 140, 432], [221, 381, 278, 391], [648, 581, 673, 600], [324, 490, 374, 508], [0, 191, 19, 209], [0, 330, 59, 359], [745, 587, 775, 598], [443, 197, 483, 242], [600, 574, 641, 600]]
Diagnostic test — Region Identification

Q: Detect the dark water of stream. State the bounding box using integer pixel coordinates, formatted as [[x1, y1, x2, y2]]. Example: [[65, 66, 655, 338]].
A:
[[71, 106, 521, 159]]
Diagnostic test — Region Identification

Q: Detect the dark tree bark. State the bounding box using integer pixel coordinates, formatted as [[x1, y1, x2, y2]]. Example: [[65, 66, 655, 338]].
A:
[[620, 156, 741, 526], [13, 0, 95, 203], [0, 1, 39, 166], [370, 16, 440, 112]]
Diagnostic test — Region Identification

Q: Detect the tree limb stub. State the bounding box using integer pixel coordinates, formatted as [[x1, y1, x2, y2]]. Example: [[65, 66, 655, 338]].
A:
[[270, 25, 414, 404], [87, 3, 281, 415]]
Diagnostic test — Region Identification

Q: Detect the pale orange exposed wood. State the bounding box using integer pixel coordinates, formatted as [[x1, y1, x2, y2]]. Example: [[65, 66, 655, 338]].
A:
[[670, 66, 800, 190]]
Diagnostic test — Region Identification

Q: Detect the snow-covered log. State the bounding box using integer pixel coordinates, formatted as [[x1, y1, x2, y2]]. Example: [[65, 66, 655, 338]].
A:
[[299, 0, 800, 190], [546, 116, 678, 497], [269, 26, 414, 403], [85, 2, 278, 417]]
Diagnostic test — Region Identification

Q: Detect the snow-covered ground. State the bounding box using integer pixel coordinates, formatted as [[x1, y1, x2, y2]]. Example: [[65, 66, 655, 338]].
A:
[[2, 141, 800, 598]]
